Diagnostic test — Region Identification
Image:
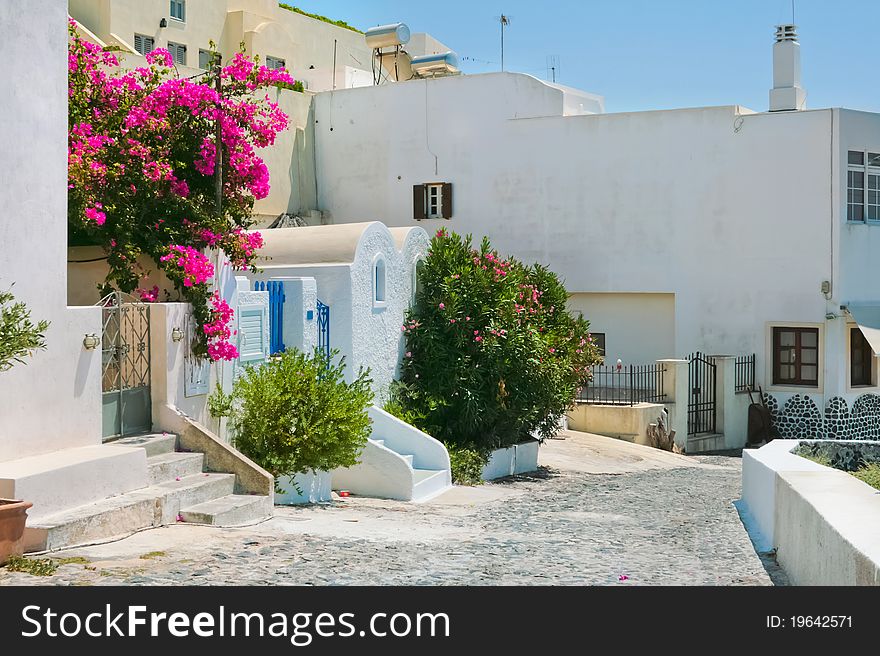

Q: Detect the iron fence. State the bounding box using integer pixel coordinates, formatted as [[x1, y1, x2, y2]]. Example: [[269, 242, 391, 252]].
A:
[[735, 353, 756, 393], [577, 363, 667, 406]]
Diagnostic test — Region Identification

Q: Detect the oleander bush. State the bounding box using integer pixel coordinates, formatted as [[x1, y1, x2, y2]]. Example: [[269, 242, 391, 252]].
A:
[[229, 348, 373, 480], [390, 229, 601, 452]]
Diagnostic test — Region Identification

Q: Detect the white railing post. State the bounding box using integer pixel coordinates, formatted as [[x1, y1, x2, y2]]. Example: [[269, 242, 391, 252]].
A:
[[657, 359, 689, 450]]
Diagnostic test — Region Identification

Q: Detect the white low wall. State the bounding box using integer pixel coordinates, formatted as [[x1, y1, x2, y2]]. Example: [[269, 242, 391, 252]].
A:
[[740, 439, 827, 550], [482, 440, 540, 480], [567, 402, 665, 445], [366, 406, 450, 472], [741, 439, 880, 585], [276, 470, 332, 505]]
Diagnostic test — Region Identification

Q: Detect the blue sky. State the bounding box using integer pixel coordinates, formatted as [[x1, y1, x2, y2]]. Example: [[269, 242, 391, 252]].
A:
[[293, 0, 879, 113]]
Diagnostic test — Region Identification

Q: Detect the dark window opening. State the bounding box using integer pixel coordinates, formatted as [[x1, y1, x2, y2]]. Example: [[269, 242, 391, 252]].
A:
[[772, 327, 819, 387]]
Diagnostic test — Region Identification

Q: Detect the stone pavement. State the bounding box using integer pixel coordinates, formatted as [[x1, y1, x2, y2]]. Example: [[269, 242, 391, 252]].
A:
[[0, 431, 778, 586]]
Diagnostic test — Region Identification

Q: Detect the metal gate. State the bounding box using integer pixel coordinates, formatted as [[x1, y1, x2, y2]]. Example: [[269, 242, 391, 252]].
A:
[[687, 352, 716, 435], [98, 291, 151, 440]]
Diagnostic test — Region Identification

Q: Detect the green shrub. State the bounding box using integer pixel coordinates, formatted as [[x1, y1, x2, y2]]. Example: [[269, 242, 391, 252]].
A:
[[392, 229, 601, 451], [229, 348, 373, 480], [852, 463, 880, 491], [0, 289, 49, 372], [278, 4, 362, 33], [448, 445, 488, 485]]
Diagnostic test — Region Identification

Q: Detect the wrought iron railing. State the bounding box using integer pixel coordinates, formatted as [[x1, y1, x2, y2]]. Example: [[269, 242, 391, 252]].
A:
[[577, 363, 666, 406], [735, 353, 756, 393]]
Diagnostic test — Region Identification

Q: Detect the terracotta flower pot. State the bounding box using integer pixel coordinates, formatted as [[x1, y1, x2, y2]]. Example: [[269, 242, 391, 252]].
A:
[[0, 498, 33, 565]]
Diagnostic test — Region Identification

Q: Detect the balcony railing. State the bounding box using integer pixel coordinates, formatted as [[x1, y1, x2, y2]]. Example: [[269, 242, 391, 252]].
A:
[[577, 363, 667, 406]]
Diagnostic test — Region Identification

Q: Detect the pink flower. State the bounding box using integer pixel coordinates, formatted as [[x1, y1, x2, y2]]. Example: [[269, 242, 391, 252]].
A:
[[405, 352, 412, 357], [449, 319, 456, 324], [176, 514, 184, 522], [439, 303, 445, 309], [137, 285, 159, 303], [475, 336, 482, 342], [618, 575, 629, 581]]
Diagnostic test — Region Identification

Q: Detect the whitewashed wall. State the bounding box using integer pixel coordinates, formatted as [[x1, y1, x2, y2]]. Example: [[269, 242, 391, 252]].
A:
[[314, 72, 880, 407], [0, 2, 103, 462]]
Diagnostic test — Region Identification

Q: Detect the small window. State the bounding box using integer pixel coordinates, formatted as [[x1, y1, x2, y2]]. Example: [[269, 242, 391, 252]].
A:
[[168, 42, 186, 66], [847, 149, 880, 221], [848, 150, 865, 166], [199, 49, 213, 70], [134, 34, 155, 56], [413, 183, 453, 220], [170, 0, 186, 22], [374, 256, 387, 305], [851, 328, 874, 387], [772, 327, 819, 386], [590, 333, 606, 357], [266, 56, 286, 70]]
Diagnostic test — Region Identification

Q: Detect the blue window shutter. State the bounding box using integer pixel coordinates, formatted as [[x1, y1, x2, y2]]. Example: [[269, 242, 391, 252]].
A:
[[238, 306, 267, 363]]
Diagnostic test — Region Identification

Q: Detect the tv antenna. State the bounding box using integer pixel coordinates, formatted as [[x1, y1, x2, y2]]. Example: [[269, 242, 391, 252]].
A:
[[496, 14, 511, 71], [546, 55, 560, 83]]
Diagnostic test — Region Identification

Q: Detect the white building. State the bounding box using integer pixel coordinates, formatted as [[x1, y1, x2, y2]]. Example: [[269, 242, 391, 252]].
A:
[[248, 221, 429, 402], [312, 25, 880, 446]]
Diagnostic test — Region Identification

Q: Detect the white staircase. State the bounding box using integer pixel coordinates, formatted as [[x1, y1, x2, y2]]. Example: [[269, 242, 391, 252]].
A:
[[332, 407, 452, 502], [24, 433, 272, 552]]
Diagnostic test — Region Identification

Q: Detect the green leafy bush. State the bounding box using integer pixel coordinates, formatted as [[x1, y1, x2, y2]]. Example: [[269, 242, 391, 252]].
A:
[[447, 445, 488, 486], [852, 462, 880, 490], [0, 289, 49, 372], [229, 348, 373, 479], [391, 229, 601, 451]]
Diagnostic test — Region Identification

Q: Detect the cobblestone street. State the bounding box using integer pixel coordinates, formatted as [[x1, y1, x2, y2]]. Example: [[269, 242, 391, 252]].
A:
[[0, 432, 778, 586]]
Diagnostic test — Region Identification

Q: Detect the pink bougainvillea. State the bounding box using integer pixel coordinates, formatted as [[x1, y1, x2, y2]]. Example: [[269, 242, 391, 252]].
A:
[[67, 19, 293, 359]]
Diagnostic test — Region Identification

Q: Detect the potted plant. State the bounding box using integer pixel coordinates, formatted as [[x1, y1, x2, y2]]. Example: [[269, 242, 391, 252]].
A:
[[229, 347, 373, 504], [0, 499, 33, 565], [0, 289, 47, 562]]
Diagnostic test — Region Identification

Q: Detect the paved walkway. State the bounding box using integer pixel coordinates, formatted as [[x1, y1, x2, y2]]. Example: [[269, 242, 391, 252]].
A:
[[0, 431, 776, 586]]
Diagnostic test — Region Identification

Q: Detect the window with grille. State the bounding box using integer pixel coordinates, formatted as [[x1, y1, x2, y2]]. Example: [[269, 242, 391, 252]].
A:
[[170, 0, 186, 22], [847, 150, 880, 222], [772, 327, 819, 386], [134, 34, 155, 56], [266, 56, 286, 70], [168, 42, 186, 66]]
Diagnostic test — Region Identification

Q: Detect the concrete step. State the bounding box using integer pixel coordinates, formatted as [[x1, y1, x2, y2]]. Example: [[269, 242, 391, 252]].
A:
[[687, 433, 726, 454], [110, 433, 177, 457], [152, 473, 236, 523], [147, 452, 205, 485], [411, 468, 452, 503], [25, 473, 236, 552], [180, 494, 273, 526], [399, 454, 414, 467]]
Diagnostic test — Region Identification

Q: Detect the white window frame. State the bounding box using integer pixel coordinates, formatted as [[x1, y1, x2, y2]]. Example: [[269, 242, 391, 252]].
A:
[[764, 321, 825, 393], [133, 34, 155, 56], [426, 184, 443, 219], [373, 253, 387, 308], [168, 41, 187, 66], [846, 149, 880, 223], [170, 0, 186, 22], [266, 56, 286, 70]]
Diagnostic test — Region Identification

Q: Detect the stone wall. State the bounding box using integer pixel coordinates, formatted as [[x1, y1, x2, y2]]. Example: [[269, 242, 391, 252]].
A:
[[764, 392, 880, 440]]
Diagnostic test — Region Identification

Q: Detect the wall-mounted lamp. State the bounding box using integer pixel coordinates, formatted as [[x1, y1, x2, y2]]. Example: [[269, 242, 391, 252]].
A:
[[171, 327, 184, 342], [825, 313, 838, 320], [82, 334, 100, 350], [159, 18, 168, 28]]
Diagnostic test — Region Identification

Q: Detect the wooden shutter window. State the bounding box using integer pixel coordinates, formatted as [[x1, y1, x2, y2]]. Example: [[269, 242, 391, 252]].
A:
[[413, 184, 426, 221], [441, 182, 453, 219]]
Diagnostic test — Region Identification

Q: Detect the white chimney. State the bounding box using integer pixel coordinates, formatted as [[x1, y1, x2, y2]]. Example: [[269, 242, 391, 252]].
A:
[[770, 25, 806, 112]]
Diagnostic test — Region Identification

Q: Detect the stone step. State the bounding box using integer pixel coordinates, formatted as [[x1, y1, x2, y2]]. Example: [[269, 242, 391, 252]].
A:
[[411, 468, 452, 503], [25, 473, 236, 552], [687, 433, 726, 454], [152, 473, 236, 523], [110, 432, 178, 457], [147, 452, 205, 485], [180, 494, 273, 526]]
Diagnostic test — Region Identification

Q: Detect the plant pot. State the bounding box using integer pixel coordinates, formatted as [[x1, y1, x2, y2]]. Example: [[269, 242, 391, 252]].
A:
[[275, 470, 332, 505], [0, 499, 33, 565], [481, 439, 540, 481]]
